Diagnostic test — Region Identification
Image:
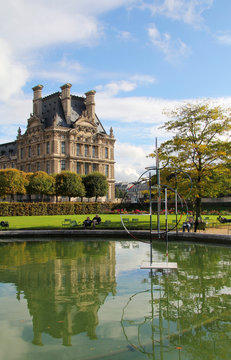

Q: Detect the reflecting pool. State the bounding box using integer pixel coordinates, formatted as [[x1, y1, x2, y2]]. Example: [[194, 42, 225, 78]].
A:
[[0, 239, 231, 359]]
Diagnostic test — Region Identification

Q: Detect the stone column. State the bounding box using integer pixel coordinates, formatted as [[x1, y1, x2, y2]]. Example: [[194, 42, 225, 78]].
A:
[[60, 83, 72, 124], [32, 85, 43, 117]]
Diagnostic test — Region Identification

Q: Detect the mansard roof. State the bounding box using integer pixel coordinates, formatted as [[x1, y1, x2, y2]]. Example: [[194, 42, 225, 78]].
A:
[[0, 141, 17, 157], [40, 92, 106, 134]]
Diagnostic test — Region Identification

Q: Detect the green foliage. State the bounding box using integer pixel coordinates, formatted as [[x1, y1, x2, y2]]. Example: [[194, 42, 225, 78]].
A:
[[26, 171, 55, 199], [55, 171, 85, 200], [0, 202, 114, 216], [149, 103, 231, 219], [115, 187, 127, 199], [0, 169, 28, 198], [83, 172, 108, 201]]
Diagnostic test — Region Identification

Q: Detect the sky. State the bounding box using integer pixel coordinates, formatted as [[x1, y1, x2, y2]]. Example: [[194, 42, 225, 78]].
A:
[[1, 0, 231, 182]]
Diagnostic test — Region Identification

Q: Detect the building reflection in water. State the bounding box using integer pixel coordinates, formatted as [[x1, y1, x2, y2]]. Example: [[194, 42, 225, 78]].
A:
[[0, 241, 116, 346]]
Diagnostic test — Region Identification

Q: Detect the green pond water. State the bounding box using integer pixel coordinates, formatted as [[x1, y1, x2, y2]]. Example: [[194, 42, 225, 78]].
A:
[[0, 238, 231, 360]]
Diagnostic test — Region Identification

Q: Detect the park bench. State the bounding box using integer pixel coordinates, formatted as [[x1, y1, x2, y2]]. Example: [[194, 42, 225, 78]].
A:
[[0, 221, 9, 230], [70, 220, 80, 228], [132, 218, 139, 223], [123, 218, 129, 223], [62, 219, 72, 227]]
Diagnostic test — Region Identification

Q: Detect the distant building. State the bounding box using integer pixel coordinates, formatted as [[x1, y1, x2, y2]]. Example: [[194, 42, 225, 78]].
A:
[[0, 84, 116, 200], [115, 181, 148, 203]]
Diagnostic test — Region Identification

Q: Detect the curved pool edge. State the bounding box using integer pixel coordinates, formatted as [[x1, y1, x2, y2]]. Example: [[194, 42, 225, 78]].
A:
[[0, 229, 230, 244]]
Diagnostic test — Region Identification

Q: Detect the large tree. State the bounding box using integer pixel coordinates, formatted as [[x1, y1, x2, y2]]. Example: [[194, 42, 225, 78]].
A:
[[26, 171, 55, 201], [150, 103, 231, 222], [83, 172, 108, 201], [55, 171, 85, 201], [0, 169, 28, 201]]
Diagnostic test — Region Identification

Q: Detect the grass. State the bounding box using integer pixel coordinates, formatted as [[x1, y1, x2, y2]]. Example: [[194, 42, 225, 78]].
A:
[[0, 213, 228, 230]]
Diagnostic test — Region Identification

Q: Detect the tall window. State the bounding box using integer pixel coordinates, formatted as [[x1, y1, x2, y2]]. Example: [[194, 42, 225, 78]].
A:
[[85, 144, 88, 157], [28, 164, 31, 172], [28, 146, 31, 158], [46, 161, 50, 174], [46, 142, 50, 154], [37, 162, 40, 171], [92, 146, 96, 158], [37, 144, 40, 156], [105, 165, 109, 177], [61, 141, 65, 154], [105, 147, 108, 159], [93, 163, 98, 172], [77, 162, 81, 174], [61, 160, 66, 171], [76, 143, 80, 156], [85, 163, 89, 175], [21, 148, 24, 159]]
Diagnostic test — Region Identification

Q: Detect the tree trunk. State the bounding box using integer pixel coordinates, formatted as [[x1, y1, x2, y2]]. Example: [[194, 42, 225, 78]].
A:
[[194, 156, 202, 232]]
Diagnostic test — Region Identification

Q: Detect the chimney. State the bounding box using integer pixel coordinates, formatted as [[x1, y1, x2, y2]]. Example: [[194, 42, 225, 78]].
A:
[[60, 83, 72, 124], [32, 85, 43, 117], [85, 90, 96, 120]]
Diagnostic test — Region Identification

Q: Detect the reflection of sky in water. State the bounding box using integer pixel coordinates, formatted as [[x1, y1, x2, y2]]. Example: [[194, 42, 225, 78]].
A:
[[0, 240, 230, 360]]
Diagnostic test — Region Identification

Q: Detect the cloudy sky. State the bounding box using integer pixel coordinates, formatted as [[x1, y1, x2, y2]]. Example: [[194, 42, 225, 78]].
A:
[[1, 0, 231, 182]]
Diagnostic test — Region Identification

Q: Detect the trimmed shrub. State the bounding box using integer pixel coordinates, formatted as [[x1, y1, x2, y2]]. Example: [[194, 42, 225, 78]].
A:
[[0, 201, 114, 216]]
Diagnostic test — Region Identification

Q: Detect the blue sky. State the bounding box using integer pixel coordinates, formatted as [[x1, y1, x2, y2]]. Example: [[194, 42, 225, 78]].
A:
[[1, 0, 231, 181]]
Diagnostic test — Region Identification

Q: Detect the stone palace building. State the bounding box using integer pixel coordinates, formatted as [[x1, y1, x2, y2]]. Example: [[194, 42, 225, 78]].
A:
[[0, 84, 115, 200]]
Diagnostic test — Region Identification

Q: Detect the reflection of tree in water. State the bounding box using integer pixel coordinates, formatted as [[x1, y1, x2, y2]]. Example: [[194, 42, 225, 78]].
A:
[[0, 241, 116, 346], [122, 242, 231, 360]]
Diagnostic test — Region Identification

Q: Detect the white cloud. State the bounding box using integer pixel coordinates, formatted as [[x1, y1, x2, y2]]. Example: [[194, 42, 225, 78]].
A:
[[116, 30, 134, 41], [0, 0, 137, 102], [0, 96, 31, 143], [97, 91, 179, 123], [142, 0, 213, 27], [147, 24, 191, 61], [35, 59, 86, 84], [0, 319, 29, 359], [115, 142, 154, 182], [96, 74, 157, 96], [130, 74, 157, 85], [215, 31, 231, 45], [0, 1, 138, 52], [96, 80, 137, 96], [0, 39, 29, 101]]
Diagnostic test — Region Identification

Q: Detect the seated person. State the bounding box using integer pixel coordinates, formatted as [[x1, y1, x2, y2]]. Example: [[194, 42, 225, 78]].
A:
[[92, 214, 101, 228], [83, 217, 92, 229], [218, 216, 231, 223], [0, 221, 9, 228], [182, 221, 191, 232]]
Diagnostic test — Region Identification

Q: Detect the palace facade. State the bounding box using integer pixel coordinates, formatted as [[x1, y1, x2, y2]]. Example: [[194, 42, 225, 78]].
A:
[[0, 84, 115, 200]]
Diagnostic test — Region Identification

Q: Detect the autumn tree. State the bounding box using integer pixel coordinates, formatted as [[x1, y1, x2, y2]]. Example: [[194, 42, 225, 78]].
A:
[[26, 171, 55, 201], [0, 169, 28, 201], [83, 172, 108, 201], [149, 103, 231, 222], [55, 171, 85, 201]]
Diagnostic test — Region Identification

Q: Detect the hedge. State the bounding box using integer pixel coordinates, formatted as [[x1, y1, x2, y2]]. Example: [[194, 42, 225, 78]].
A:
[[0, 202, 114, 216]]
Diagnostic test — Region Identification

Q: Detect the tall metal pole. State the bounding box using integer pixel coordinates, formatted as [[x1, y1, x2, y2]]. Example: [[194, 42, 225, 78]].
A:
[[156, 138, 161, 238], [175, 172, 178, 233], [149, 171, 153, 265], [165, 188, 169, 265]]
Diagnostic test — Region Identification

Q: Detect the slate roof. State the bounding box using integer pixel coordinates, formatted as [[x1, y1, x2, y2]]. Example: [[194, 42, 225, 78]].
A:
[[41, 92, 106, 134], [0, 141, 17, 158]]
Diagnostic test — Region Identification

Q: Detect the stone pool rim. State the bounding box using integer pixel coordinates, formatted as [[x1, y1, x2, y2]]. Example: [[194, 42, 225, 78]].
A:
[[0, 229, 230, 245]]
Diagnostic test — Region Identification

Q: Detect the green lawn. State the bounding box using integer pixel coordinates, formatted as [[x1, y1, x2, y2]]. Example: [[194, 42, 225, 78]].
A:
[[0, 213, 227, 230]]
